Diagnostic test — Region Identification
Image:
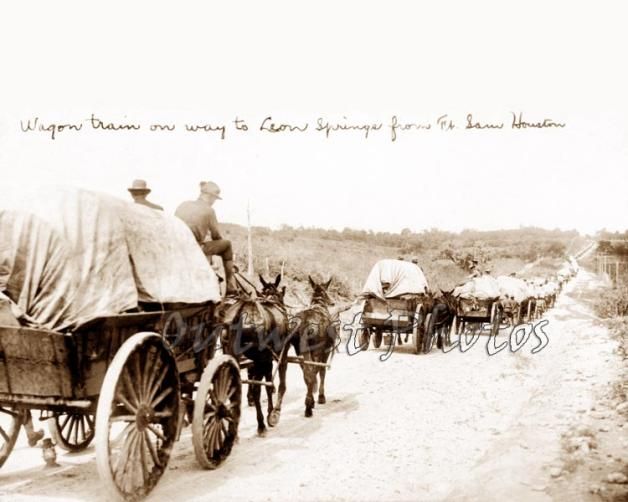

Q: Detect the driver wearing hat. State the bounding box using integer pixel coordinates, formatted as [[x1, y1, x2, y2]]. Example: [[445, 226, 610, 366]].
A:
[[128, 179, 164, 210], [175, 181, 237, 297]]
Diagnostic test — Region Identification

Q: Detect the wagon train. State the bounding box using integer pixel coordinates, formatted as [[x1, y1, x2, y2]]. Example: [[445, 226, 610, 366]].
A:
[[0, 187, 241, 500], [357, 259, 433, 354]]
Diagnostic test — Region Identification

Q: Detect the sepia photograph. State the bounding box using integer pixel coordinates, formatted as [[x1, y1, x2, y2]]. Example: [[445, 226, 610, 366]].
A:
[[1, 1, 627, 501]]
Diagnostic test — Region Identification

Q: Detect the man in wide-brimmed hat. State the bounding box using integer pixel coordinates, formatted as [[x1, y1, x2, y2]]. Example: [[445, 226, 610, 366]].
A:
[[175, 181, 237, 296], [128, 179, 163, 210]]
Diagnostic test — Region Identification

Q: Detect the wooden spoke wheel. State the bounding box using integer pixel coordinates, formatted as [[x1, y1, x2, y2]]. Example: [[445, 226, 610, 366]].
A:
[[50, 411, 95, 452], [421, 313, 434, 354], [447, 315, 457, 347], [95, 332, 180, 501], [411, 306, 424, 355], [357, 328, 370, 351], [527, 300, 535, 321], [489, 302, 497, 324], [443, 314, 458, 348], [491, 305, 502, 338], [372, 329, 383, 349], [192, 354, 241, 469], [459, 320, 467, 336], [0, 406, 22, 469]]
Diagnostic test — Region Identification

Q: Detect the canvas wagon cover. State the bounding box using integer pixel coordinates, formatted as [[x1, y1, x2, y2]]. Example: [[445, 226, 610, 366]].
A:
[[454, 275, 501, 300], [361, 259, 428, 299], [496, 276, 531, 303], [542, 281, 558, 296], [0, 185, 220, 330]]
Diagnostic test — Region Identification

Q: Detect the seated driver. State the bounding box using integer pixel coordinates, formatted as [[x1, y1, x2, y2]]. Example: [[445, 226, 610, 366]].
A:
[[175, 181, 237, 297]]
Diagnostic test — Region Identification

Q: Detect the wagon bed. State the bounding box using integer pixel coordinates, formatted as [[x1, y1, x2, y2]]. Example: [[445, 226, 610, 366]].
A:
[[0, 301, 242, 501], [0, 304, 212, 408]]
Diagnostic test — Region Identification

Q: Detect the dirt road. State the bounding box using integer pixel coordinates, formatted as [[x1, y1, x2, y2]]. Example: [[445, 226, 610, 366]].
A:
[[1, 270, 625, 501]]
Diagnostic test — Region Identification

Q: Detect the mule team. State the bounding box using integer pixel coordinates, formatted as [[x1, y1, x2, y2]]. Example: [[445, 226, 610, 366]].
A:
[[217, 274, 338, 436]]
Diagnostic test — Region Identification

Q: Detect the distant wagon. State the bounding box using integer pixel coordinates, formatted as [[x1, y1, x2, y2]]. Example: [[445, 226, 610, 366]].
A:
[[526, 278, 559, 320], [496, 275, 531, 325], [357, 259, 432, 354], [451, 274, 502, 337], [0, 187, 241, 501]]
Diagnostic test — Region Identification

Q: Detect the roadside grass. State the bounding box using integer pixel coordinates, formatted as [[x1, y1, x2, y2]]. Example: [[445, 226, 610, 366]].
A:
[[520, 257, 565, 279], [221, 223, 581, 302]]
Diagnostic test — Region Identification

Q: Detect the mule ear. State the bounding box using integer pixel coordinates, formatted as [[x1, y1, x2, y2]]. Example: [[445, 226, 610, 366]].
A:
[[274, 274, 282, 287], [259, 275, 268, 288], [325, 277, 332, 289], [308, 275, 316, 289]]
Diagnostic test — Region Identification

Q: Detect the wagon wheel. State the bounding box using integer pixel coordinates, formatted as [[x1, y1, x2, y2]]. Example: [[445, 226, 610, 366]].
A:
[[50, 411, 95, 452], [456, 314, 465, 336], [95, 332, 180, 501], [193, 354, 241, 469], [527, 300, 534, 321], [358, 327, 370, 351], [491, 306, 502, 338], [421, 313, 434, 354], [447, 315, 457, 348], [372, 328, 383, 349], [411, 306, 424, 355], [514, 305, 521, 326], [489, 302, 497, 324], [0, 406, 22, 469]]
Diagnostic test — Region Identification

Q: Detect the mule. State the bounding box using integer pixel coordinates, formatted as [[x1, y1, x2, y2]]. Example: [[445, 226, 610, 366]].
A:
[[426, 289, 456, 350], [219, 274, 289, 436], [290, 276, 338, 417]]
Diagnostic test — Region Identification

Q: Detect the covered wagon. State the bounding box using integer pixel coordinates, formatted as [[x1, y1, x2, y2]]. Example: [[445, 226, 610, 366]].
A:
[[451, 274, 502, 337], [357, 259, 432, 354], [0, 186, 241, 500], [496, 275, 533, 325]]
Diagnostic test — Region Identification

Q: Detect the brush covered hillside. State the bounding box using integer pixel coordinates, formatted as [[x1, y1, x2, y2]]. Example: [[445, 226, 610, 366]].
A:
[[221, 224, 588, 306]]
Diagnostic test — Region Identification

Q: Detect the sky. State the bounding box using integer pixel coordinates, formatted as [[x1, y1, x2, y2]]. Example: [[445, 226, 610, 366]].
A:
[[0, 1, 626, 235]]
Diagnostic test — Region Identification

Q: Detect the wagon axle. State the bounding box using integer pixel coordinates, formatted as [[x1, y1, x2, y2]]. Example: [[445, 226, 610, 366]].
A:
[[134, 404, 154, 432]]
